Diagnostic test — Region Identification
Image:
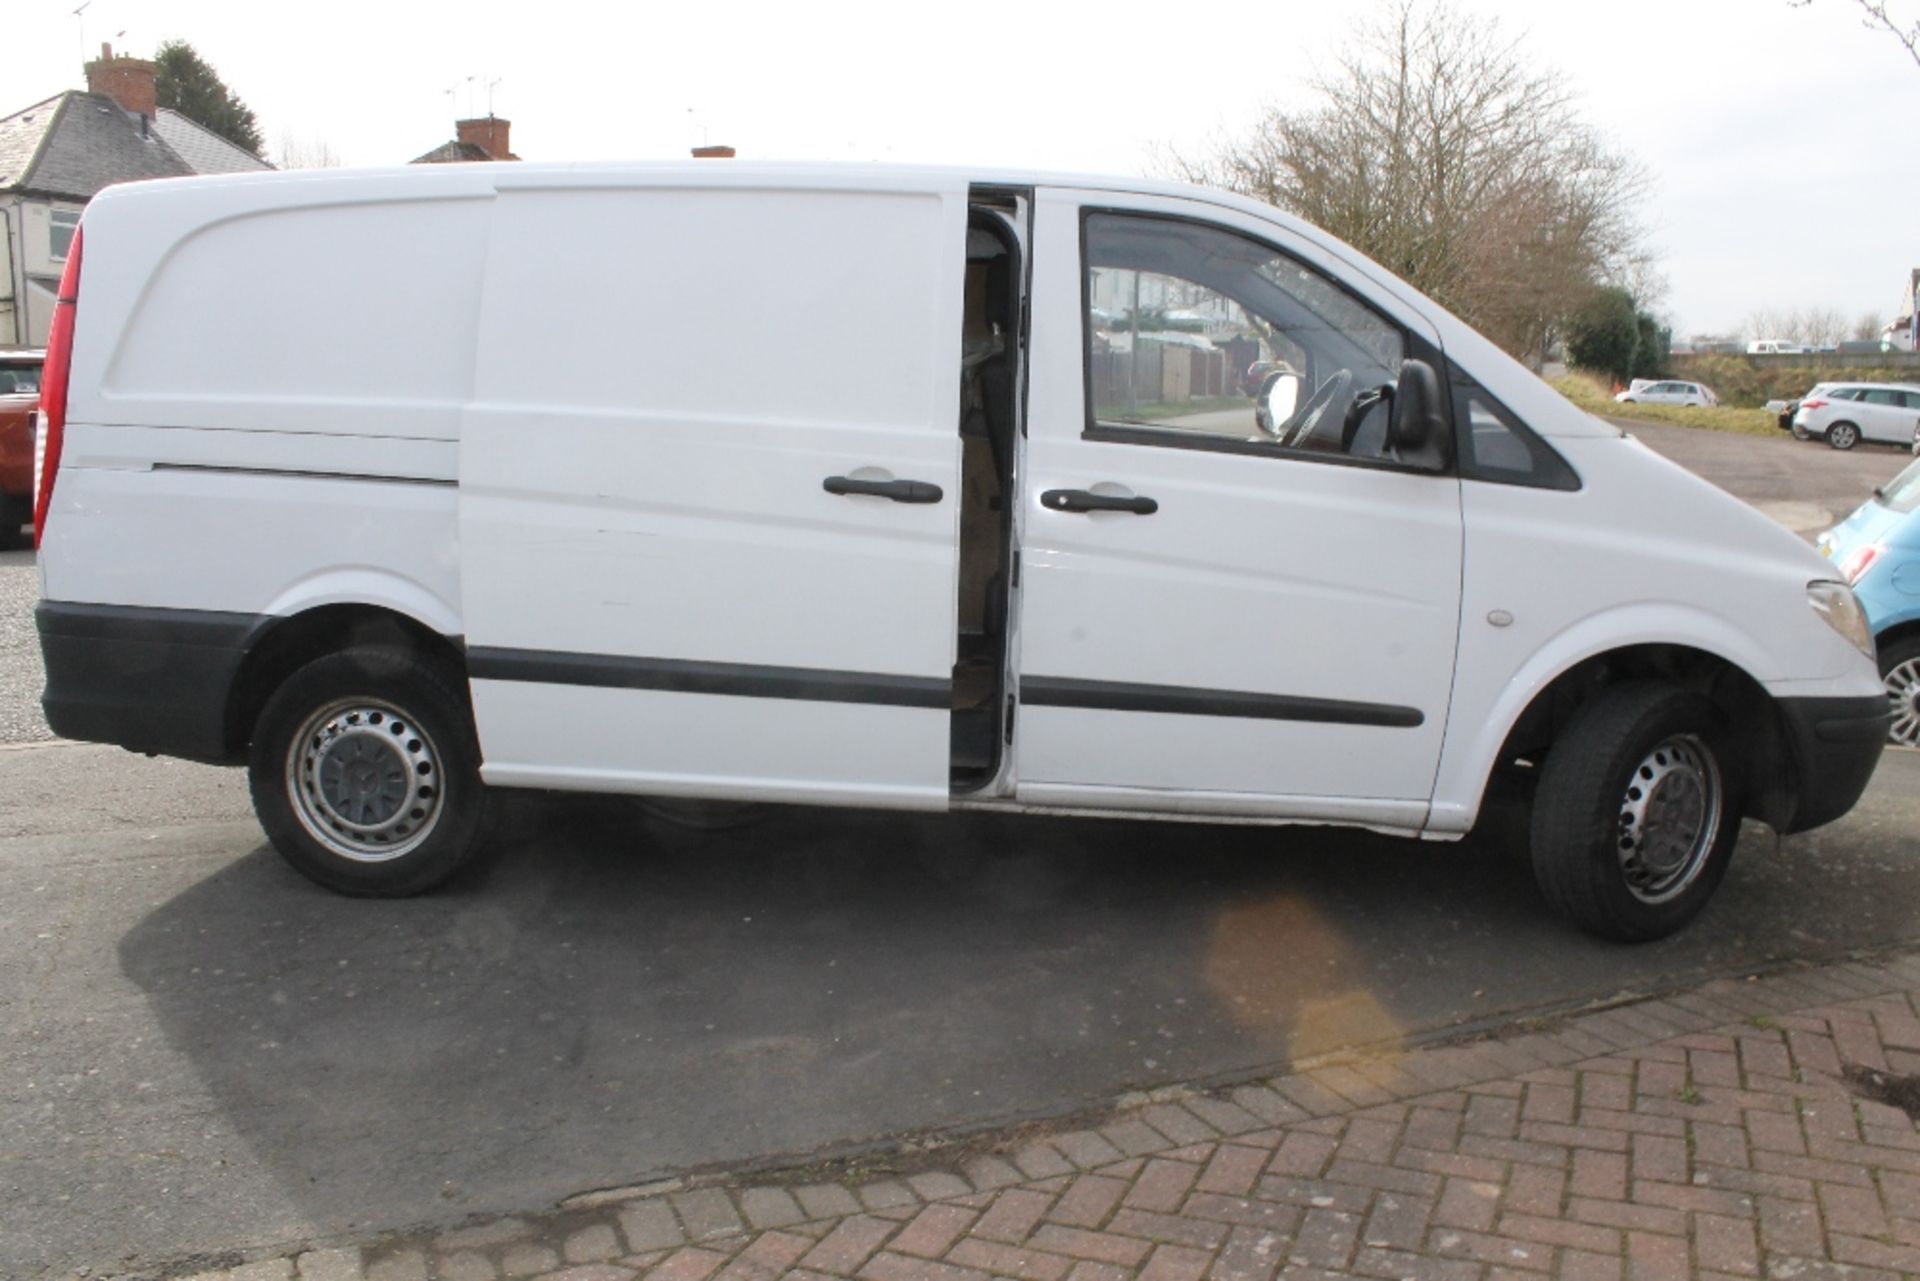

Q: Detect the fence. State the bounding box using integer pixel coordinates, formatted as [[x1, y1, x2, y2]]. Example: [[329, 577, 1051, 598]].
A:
[[1088, 339, 1233, 412]]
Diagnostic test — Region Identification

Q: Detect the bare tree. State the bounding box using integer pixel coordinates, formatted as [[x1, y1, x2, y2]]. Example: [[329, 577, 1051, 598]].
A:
[[1742, 306, 1851, 346], [1168, 0, 1650, 361], [276, 133, 342, 170], [1792, 0, 1920, 67], [1800, 307, 1850, 347], [1855, 311, 1883, 341]]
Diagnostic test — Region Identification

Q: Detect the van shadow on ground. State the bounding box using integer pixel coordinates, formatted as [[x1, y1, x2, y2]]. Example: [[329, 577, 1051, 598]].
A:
[[115, 781, 1919, 1248]]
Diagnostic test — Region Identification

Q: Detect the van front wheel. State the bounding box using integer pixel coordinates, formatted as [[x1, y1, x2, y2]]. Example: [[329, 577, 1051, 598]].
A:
[[1529, 683, 1740, 941], [249, 646, 489, 896]]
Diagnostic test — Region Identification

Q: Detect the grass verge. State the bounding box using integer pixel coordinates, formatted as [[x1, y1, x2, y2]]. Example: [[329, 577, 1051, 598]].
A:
[[1549, 372, 1783, 438]]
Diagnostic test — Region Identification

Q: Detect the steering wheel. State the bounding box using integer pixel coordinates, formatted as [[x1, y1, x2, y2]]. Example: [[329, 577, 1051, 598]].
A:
[[1281, 370, 1354, 450]]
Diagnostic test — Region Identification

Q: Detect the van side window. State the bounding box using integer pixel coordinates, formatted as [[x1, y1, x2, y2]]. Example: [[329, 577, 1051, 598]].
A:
[[1082, 212, 1407, 463], [1451, 367, 1580, 491]]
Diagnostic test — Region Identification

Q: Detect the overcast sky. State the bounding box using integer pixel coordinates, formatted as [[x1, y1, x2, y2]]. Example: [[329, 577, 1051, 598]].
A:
[[10, 0, 1918, 337]]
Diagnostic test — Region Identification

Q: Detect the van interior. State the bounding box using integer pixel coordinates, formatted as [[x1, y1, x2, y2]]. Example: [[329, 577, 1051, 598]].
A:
[[950, 201, 1023, 793]]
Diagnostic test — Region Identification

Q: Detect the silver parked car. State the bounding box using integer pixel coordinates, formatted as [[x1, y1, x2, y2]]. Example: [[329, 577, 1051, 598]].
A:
[[1615, 379, 1717, 407], [1792, 382, 1920, 450]]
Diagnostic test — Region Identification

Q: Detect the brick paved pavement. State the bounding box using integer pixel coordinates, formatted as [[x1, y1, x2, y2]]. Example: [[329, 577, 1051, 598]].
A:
[[162, 953, 1920, 1281]]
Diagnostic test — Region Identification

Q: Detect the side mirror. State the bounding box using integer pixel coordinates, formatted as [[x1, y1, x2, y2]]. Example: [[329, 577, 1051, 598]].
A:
[[1256, 371, 1301, 437], [1388, 358, 1453, 471]]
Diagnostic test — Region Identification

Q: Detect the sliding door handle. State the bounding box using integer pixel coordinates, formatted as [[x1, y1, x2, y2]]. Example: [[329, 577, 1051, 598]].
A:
[[823, 475, 944, 504], [1041, 488, 1158, 515]]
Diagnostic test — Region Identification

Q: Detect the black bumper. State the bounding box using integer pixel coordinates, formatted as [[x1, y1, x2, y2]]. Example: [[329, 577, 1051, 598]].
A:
[[37, 601, 268, 765], [1776, 694, 1890, 833]]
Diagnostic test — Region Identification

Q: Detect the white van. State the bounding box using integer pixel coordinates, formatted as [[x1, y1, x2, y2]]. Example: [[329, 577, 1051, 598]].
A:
[[31, 164, 1888, 941]]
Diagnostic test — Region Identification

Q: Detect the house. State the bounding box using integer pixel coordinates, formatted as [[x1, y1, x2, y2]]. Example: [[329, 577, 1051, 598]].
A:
[[0, 44, 271, 346], [412, 116, 519, 164]]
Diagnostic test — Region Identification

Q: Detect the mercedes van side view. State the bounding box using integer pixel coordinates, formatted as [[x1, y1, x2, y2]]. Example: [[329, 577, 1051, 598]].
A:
[[33, 164, 1888, 940]]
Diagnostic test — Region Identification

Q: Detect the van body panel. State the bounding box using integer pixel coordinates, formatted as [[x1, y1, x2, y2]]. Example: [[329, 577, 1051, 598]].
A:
[[457, 181, 969, 806], [61, 422, 459, 482], [38, 463, 459, 620], [85, 194, 488, 441], [1425, 433, 1884, 833], [471, 685, 946, 808], [1011, 188, 1463, 810]]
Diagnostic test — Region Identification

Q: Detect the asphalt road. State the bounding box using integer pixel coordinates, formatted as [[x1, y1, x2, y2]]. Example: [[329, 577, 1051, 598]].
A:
[[1, 427, 1916, 1278], [1613, 418, 1911, 527]]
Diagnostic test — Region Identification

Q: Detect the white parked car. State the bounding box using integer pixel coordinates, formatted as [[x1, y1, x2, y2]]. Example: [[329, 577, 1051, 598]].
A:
[[1791, 382, 1920, 450], [1748, 339, 1811, 355], [1615, 379, 1718, 407], [30, 163, 1887, 941]]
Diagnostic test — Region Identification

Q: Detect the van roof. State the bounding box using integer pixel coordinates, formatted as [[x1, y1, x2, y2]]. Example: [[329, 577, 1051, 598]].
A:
[[94, 157, 1253, 211]]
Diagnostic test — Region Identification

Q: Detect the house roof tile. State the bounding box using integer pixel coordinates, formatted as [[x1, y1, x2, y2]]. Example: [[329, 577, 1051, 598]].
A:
[[0, 93, 66, 191], [411, 140, 496, 164], [150, 109, 271, 175], [2, 90, 193, 199]]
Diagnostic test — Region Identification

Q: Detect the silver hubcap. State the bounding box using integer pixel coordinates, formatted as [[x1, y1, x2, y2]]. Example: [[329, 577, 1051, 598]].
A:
[[287, 698, 444, 862], [1888, 658, 1920, 748], [1616, 734, 1722, 904], [1833, 426, 1857, 448]]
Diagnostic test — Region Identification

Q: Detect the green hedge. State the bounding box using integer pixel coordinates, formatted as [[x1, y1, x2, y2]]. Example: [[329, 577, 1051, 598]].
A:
[[1550, 372, 1781, 437], [1666, 355, 1919, 408]]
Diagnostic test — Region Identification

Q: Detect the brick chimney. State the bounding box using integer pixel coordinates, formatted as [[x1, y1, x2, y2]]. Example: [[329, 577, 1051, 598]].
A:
[[455, 116, 514, 160], [691, 145, 736, 159], [84, 43, 158, 118]]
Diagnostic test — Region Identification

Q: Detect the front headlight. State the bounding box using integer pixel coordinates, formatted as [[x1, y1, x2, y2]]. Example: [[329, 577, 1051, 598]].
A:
[[1808, 580, 1875, 660]]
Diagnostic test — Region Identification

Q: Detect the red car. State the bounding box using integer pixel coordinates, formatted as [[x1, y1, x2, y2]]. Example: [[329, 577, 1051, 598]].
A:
[[0, 349, 44, 546]]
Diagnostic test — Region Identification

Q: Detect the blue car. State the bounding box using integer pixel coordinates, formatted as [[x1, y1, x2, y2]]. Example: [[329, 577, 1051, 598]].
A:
[[1818, 455, 1920, 747]]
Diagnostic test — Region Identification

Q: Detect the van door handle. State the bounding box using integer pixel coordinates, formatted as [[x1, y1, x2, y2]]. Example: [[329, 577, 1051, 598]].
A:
[[1041, 488, 1159, 515], [823, 475, 944, 504]]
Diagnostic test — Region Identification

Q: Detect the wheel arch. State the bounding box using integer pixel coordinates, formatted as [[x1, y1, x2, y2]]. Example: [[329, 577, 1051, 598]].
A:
[[1432, 608, 1797, 836], [1483, 642, 1790, 825], [224, 603, 466, 758], [1874, 615, 1920, 658]]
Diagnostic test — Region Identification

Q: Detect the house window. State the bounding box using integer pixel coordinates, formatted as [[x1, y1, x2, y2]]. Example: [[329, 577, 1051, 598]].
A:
[[50, 209, 79, 261]]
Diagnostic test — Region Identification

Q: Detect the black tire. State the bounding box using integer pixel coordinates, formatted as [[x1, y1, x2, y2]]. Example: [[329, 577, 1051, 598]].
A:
[[249, 645, 490, 896], [1880, 634, 1920, 749], [1827, 421, 1860, 450], [1529, 682, 1741, 941]]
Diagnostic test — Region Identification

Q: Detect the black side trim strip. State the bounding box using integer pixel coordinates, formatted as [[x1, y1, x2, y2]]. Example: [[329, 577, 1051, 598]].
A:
[[468, 648, 951, 709], [36, 600, 269, 648], [151, 463, 457, 488], [1021, 675, 1423, 728]]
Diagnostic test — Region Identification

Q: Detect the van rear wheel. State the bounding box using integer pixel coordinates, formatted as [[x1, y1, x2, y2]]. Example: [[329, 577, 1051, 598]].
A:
[[249, 646, 488, 896], [1529, 682, 1740, 941]]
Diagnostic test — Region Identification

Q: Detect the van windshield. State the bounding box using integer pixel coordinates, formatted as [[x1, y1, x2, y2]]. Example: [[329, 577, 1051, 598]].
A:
[[1877, 456, 1920, 514]]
